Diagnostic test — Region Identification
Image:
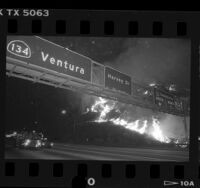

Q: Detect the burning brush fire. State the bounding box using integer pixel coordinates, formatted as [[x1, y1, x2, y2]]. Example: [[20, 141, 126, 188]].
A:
[[88, 97, 172, 143]]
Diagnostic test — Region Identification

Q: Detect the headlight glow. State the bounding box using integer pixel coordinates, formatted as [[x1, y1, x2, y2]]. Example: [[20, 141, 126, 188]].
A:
[[24, 139, 31, 146], [36, 140, 42, 147]]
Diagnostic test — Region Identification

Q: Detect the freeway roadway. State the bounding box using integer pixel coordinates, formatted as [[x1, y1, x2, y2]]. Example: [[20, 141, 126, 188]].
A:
[[5, 143, 189, 161]]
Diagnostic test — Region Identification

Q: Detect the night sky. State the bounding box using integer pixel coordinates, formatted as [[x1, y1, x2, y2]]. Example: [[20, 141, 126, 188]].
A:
[[44, 37, 190, 90], [6, 37, 191, 140]]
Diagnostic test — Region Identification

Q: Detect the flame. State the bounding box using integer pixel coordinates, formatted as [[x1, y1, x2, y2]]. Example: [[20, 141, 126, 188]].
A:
[[151, 118, 170, 143], [91, 97, 116, 122], [90, 97, 171, 143]]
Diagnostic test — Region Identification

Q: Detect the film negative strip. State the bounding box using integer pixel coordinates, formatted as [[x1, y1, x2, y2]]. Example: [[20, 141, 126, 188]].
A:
[[0, 9, 199, 188]]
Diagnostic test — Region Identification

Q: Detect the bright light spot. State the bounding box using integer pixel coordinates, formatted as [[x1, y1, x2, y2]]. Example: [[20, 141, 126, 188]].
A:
[[179, 144, 187, 148], [174, 140, 179, 144], [110, 118, 128, 126], [61, 109, 67, 115], [36, 140, 42, 147], [169, 84, 176, 91], [6, 131, 18, 138], [24, 139, 31, 146], [149, 82, 156, 87], [5, 134, 11, 138]]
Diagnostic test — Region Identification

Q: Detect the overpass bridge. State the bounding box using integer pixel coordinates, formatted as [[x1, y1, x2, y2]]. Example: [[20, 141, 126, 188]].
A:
[[6, 36, 189, 118]]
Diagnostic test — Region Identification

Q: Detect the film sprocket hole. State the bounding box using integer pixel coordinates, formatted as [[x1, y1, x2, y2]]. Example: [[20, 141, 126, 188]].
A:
[[0, 9, 199, 188]]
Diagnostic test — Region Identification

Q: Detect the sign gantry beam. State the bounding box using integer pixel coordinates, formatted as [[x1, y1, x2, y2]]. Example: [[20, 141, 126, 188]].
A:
[[6, 36, 189, 117]]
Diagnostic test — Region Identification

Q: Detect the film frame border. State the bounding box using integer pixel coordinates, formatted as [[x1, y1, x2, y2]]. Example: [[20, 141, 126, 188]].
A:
[[0, 9, 199, 188]]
